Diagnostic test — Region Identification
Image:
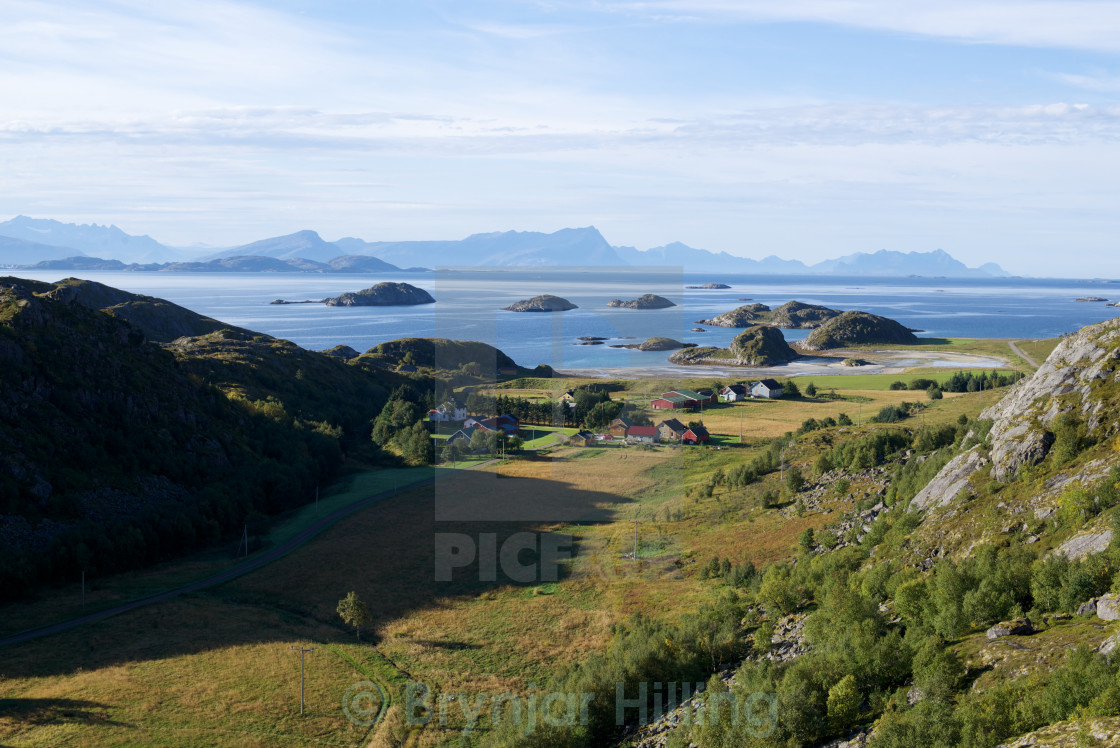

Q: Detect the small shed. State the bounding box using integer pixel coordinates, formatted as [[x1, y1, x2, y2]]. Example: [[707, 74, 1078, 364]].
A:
[[570, 430, 596, 447], [682, 425, 710, 445]]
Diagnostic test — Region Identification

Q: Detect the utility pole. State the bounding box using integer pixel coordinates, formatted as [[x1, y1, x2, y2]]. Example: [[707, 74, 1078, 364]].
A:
[[858, 400, 862, 427], [633, 516, 639, 560], [290, 646, 315, 715], [739, 407, 743, 444]]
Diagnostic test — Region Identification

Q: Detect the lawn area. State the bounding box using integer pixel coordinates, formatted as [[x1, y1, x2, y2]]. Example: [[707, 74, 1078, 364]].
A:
[[1013, 337, 1063, 366]]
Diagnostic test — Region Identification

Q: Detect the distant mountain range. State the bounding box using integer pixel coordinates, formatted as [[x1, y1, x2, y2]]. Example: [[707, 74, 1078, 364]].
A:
[[0, 216, 1013, 278]]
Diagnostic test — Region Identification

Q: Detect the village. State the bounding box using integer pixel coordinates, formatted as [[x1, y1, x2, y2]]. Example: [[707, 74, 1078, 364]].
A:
[[426, 379, 788, 453]]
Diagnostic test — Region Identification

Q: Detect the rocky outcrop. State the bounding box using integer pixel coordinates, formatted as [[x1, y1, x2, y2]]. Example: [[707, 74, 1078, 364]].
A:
[[1056, 530, 1113, 560], [502, 294, 577, 312], [685, 282, 730, 289], [800, 310, 919, 351], [606, 294, 675, 309], [986, 617, 1034, 640], [321, 344, 361, 360], [909, 447, 985, 511], [695, 303, 771, 327], [729, 325, 799, 366], [324, 282, 435, 306], [767, 300, 841, 329], [982, 318, 1120, 481]]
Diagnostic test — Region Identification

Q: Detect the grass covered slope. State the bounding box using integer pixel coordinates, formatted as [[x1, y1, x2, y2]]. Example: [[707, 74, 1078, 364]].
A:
[[801, 309, 920, 350], [0, 277, 400, 600]]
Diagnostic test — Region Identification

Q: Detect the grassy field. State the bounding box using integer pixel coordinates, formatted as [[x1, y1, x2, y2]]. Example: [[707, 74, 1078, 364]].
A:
[[0, 370, 1025, 747], [1013, 337, 1063, 366]]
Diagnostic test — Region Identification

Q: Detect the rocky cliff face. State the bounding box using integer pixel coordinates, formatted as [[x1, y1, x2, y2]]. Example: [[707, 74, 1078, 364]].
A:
[[983, 318, 1120, 481]]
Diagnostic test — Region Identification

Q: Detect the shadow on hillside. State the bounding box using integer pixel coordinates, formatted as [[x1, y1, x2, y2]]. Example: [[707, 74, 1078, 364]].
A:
[[0, 697, 126, 727], [0, 469, 650, 680]]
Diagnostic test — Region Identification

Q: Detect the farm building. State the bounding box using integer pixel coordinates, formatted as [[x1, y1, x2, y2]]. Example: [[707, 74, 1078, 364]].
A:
[[626, 426, 658, 444], [751, 379, 783, 399], [656, 418, 688, 442], [470, 414, 521, 436], [720, 384, 748, 402], [608, 417, 631, 438], [651, 393, 694, 410], [682, 425, 710, 444], [570, 430, 596, 447]]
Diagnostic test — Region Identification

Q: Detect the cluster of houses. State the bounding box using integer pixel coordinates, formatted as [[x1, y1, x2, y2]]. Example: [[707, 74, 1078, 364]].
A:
[[570, 417, 709, 448], [429, 402, 522, 447], [649, 380, 783, 411], [721, 379, 784, 401]]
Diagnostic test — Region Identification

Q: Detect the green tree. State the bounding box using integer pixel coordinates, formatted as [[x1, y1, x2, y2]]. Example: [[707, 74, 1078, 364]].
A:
[[799, 527, 816, 553], [927, 385, 943, 401], [337, 591, 372, 641], [805, 381, 818, 397], [786, 466, 806, 494], [827, 674, 861, 731]]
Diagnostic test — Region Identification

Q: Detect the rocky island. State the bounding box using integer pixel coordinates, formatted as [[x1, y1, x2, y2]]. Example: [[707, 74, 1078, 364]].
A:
[[610, 337, 695, 351], [799, 310, 918, 350], [669, 325, 799, 366], [606, 294, 676, 309], [695, 300, 842, 329], [503, 294, 578, 312], [685, 282, 730, 289], [695, 302, 771, 327], [1076, 297, 1109, 302]]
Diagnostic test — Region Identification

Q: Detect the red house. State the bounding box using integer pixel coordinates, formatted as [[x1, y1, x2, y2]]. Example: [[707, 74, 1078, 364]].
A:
[[682, 425, 710, 444]]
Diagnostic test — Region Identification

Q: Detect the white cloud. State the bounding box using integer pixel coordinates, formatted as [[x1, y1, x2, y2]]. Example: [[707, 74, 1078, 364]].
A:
[[601, 0, 1120, 52]]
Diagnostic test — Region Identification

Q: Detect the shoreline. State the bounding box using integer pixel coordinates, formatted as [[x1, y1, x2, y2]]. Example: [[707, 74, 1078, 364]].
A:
[[553, 349, 1011, 379]]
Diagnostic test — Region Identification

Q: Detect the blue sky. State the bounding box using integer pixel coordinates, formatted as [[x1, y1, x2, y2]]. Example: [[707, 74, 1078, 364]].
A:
[[3, 1, 1120, 275]]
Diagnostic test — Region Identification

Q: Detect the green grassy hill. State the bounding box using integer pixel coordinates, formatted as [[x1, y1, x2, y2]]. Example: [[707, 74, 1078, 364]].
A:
[[0, 277, 403, 600]]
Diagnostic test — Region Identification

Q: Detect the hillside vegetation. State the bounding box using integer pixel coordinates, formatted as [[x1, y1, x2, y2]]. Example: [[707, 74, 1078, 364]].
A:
[[801, 309, 920, 350], [0, 277, 404, 600]]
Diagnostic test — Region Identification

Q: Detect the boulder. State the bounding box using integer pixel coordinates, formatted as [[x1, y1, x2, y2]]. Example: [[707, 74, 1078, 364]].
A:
[[986, 617, 1034, 640], [1078, 598, 1099, 616], [1098, 594, 1120, 621]]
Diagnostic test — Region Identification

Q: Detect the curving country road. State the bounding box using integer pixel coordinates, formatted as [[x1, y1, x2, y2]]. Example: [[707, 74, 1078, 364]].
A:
[[1008, 340, 1040, 368], [0, 474, 437, 649]]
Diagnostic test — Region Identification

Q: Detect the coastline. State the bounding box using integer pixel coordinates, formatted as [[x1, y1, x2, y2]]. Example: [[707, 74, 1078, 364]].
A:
[[554, 349, 1011, 379]]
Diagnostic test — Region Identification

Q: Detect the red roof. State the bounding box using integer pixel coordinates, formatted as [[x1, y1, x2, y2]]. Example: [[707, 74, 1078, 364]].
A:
[[628, 426, 657, 436]]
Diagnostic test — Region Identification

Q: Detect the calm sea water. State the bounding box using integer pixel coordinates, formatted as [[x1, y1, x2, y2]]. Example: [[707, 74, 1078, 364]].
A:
[[9, 268, 1120, 369]]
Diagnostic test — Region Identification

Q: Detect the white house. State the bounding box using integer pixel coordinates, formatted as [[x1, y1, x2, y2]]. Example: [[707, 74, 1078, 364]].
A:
[[751, 379, 783, 399], [720, 384, 749, 402], [429, 402, 468, 422]]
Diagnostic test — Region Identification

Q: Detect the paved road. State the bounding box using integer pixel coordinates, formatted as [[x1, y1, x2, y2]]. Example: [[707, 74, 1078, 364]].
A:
[[0, 475, 436, 649], [1008, 340, 1040, 368]]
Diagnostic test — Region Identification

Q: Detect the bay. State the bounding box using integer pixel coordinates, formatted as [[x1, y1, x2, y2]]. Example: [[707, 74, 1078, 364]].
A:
[[8, 268, 1120, 370]]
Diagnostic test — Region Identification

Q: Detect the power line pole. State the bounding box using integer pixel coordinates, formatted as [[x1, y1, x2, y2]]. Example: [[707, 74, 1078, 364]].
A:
[[858, 400, 862, 427], [739, 407, 743, 444], [290, 646, 315, 715]]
